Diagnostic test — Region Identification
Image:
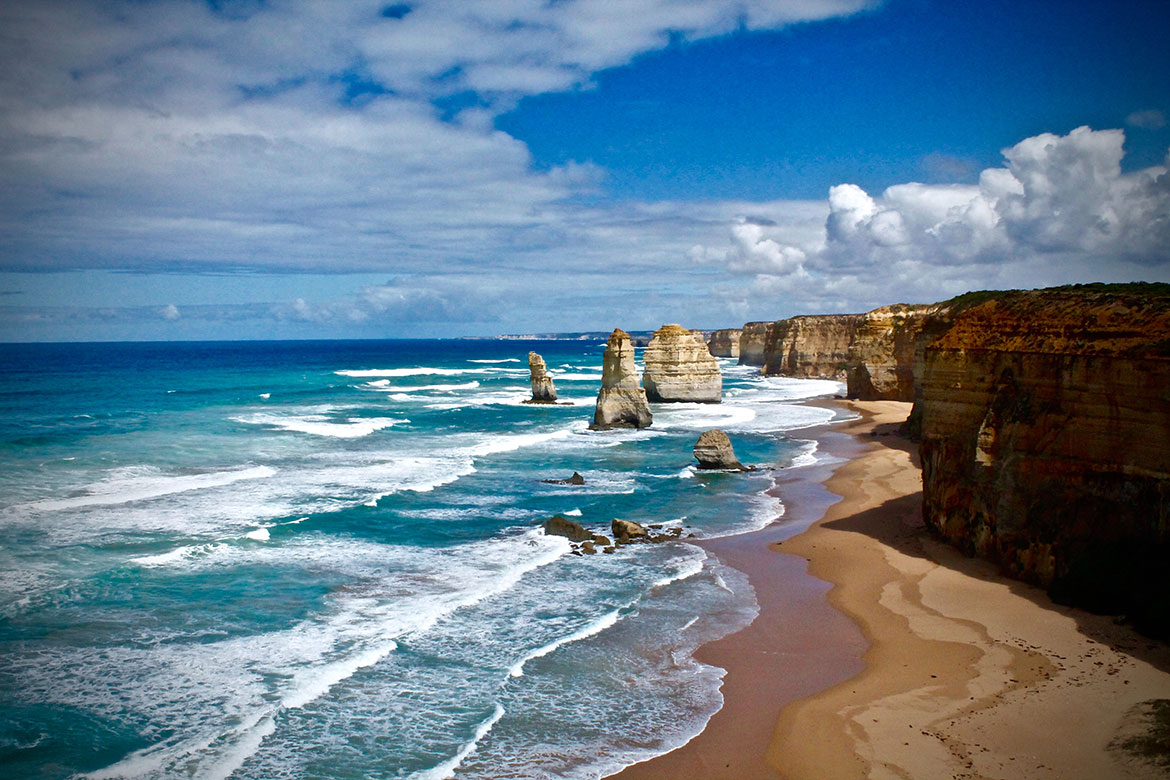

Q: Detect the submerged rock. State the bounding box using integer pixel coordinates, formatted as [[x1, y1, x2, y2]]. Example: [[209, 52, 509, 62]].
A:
[[693, 429, 748, 471], [642, 324, 722, 403], [543, 515, 594, 542], [542, 471, 585, 485], [524, 351, 558, 403], [591, 329, 652, 430]]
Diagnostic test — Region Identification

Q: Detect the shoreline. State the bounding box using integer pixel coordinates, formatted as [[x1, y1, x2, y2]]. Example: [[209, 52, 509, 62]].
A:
[[611, 398, 1170, 779]]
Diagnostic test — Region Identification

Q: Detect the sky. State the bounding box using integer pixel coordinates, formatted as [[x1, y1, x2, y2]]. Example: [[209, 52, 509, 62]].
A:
[[1, 0, 1168, 342]]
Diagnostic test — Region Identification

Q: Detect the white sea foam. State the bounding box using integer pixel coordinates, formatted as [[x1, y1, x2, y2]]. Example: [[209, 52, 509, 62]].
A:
[[508, 608, 623, 678], [20, 465, 276, 513], [410, 704, 506, 780], [563, 509, 582, 517], [467, 358, 521, 363], [788, 439, 820, 468], [79, 530, 571, 780], [244, 527, 270, 541], [233, 412, 408, 438], [130, 543, 228, 567], [259, 393, 270, 399], [336, 367, 527, 378], [363, 380, 481, 392]]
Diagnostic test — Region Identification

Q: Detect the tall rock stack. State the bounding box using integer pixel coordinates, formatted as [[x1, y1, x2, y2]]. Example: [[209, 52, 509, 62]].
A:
[[642, 324, 722, 403], [591, 329, 653, 430], [707, 329, 741, 358], [524, 351, 557, 403]]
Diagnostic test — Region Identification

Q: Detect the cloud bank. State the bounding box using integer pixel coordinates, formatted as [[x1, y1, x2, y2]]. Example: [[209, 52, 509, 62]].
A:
[[695, 126, 1170, 313]]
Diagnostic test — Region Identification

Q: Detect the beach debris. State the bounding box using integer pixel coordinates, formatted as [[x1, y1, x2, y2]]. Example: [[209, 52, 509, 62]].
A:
[[523, 351, 558, 403], [693, 429, 750, 471], [542, 471, 585, 485]]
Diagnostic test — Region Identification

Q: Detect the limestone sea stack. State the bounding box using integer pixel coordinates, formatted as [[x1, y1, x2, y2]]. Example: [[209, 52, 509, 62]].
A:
[[707, 328, 741, 358], [693, 429, 747, 471], [591, 329, 652, 430], [524, 351, 557, 403], [642, 324, 722, 403]]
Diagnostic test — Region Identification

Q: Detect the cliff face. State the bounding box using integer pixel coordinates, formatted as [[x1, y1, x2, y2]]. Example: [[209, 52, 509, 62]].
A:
[[707, 329, 741, 358], [738, 322, 770, 366], [762, 314, 864, 379], [591, 329, 653, 429], [918, 286, 1170, 636], [642, 324, 722, 403], [844, 304, 960, 401]]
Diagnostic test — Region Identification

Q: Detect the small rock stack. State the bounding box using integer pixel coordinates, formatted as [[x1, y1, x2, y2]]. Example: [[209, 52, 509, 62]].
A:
[[524, 351, 558, 403]]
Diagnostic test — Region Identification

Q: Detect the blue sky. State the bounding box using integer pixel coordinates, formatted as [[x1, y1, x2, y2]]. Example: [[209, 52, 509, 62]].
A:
[[1, 0, 1168, 341]]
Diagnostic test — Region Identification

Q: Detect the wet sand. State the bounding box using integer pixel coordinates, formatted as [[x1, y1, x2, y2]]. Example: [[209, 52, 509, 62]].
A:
[[611, 399, 1170, 779]]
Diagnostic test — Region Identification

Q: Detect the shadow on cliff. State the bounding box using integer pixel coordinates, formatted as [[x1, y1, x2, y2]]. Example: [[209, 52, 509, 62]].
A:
[[820, 488, 1170, 673]]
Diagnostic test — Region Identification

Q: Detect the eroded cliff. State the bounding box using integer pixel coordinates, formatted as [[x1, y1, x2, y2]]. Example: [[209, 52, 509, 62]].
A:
[[707, 329, 741, 358], [918, 284, 1170, 636], [738, 322, 770, 366], [762, 314, 864, 379]]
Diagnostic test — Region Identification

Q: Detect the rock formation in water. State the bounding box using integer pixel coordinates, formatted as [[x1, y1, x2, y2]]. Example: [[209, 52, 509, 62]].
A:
[[738, 322, 771, 366], [642, 324, 722, 403], [762, 314, 864, 379], [524, 351, 557, 403], [542, 471, 585, 485], [917, 284, 1170, 637], [693, 429, 747, 471], [707, 329, 741, 358], [591, 329, 653, 430], [543, 515, 594, 542]]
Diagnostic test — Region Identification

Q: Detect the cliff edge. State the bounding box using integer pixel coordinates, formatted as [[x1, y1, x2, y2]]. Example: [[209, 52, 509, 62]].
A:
[[918, 284, 1170, 636]]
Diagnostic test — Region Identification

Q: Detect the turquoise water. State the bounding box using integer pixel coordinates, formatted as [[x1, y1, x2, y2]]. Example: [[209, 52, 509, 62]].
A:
[[0, 339, 841, 779]]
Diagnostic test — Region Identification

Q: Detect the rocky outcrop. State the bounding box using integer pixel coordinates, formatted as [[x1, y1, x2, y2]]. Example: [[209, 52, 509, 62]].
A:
[[762, 314, 864, 379], [591, 329, 652, 430], [543, 515, 594, 542], [738, 322, 771, 366], [693, 429, 747, 471], [612, 518, 649, 543], [542, 471, 585, 485], [845, 303, 963, 402], [524, 351, 558, 403], [918, 284, 1170, 637], [707, 329, 741, 358], [642, 324, 722, 403]]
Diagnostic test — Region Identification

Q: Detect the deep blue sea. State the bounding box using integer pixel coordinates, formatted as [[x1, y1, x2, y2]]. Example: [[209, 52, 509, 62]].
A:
[[0, 339, 842, 780]]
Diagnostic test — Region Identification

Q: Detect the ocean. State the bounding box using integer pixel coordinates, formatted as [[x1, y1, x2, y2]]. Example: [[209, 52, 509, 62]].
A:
[[0, 338, 842, 780]]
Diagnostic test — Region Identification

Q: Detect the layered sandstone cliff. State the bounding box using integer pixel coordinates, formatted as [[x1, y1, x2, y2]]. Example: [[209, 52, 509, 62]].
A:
[[738, 322, 770, 366], [642, 324, 722, 403], [525, 351, 557, 403], [918, 285, 1170, 636], [844, 304, 960, 401], [762, 314, 864, 379], [707, 329, 741, 358], [591, 329, 653, 430]]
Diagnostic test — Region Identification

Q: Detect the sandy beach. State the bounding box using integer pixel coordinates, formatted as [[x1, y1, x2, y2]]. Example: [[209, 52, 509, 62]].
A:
[[613, 399, 1170, 779]]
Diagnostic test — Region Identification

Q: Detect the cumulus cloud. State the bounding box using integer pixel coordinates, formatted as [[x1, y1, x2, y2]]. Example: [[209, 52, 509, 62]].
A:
[[159, 304, 181, 320], [693, 126, 1169, 313]]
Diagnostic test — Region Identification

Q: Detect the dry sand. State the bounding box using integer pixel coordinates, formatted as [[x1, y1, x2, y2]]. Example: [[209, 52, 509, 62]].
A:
[[612, 399, 1170, 780]]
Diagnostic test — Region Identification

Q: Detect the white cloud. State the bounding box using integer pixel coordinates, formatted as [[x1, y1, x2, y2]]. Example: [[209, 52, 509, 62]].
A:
[[159, 303, 180, 321], [694, 126, 1170, 313], [1127, 109, 1167, 130]]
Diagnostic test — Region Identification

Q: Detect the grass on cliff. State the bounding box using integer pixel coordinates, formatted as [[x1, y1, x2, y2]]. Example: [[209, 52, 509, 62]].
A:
[[935, 282, 1170, 313]]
